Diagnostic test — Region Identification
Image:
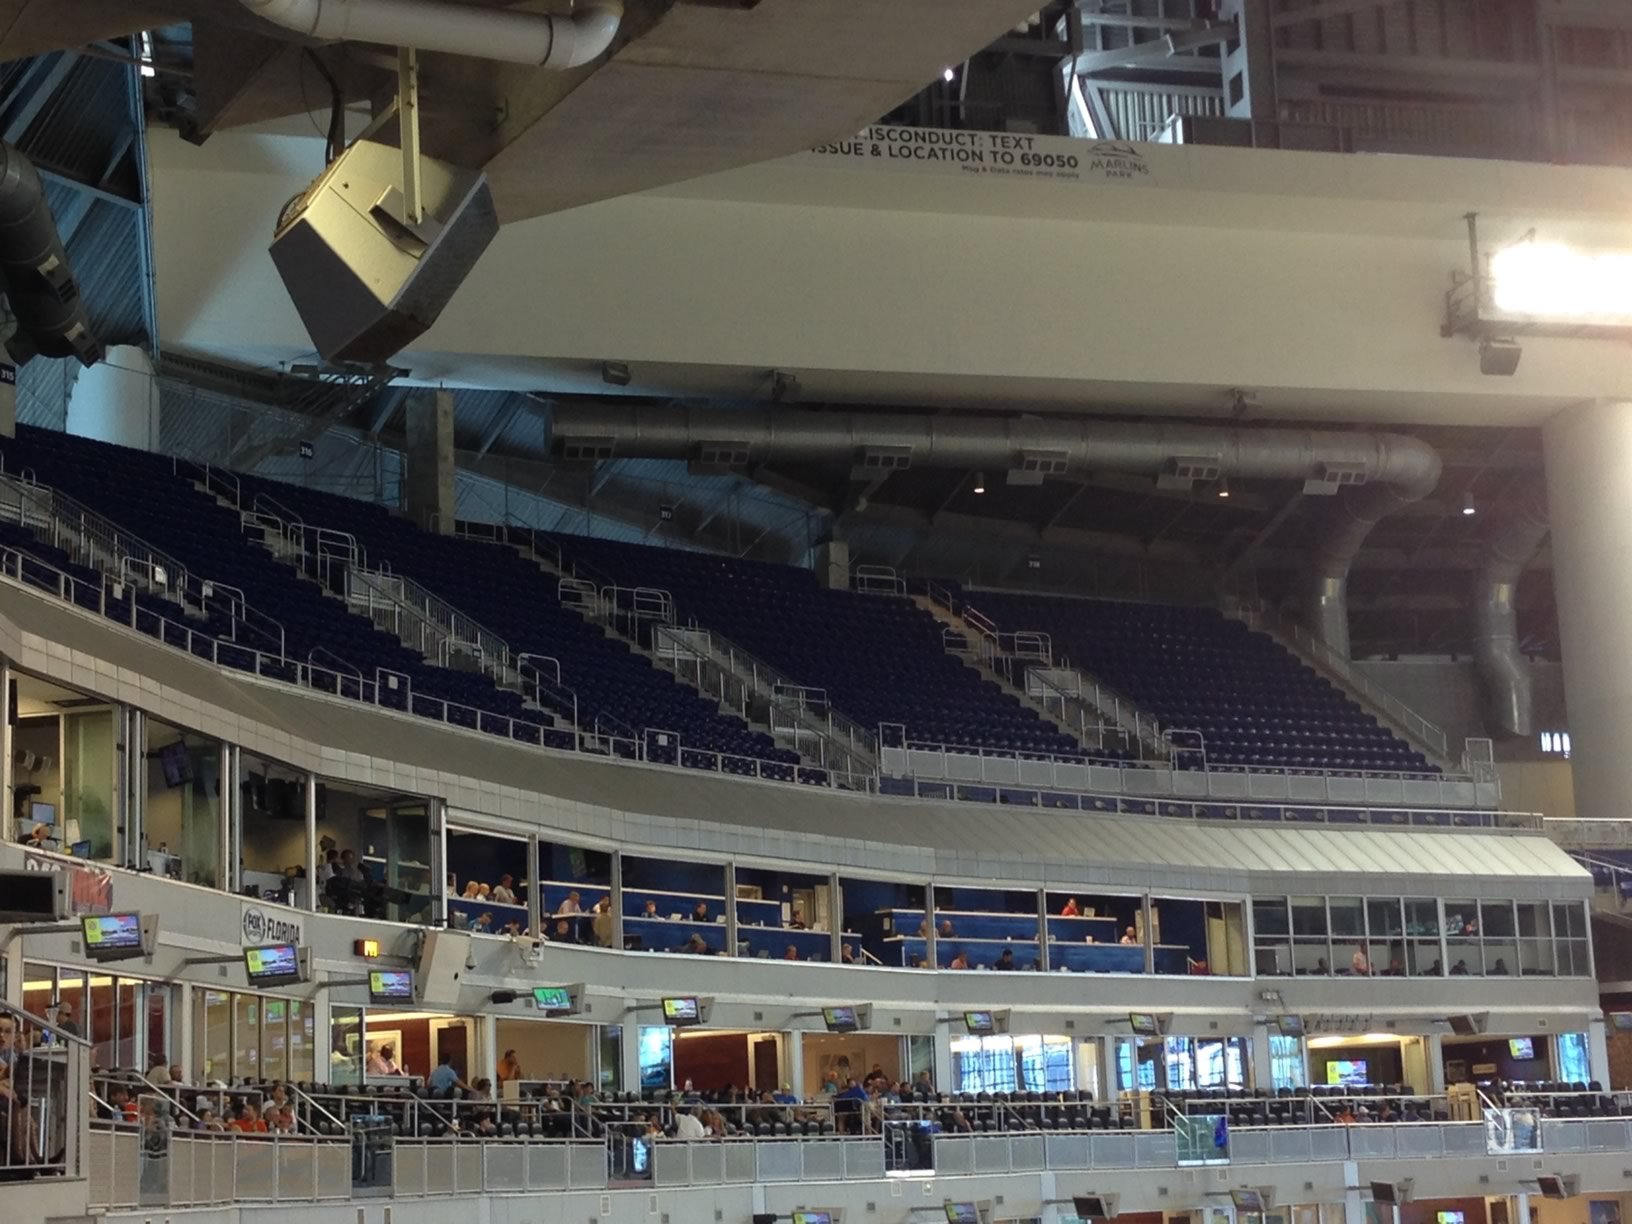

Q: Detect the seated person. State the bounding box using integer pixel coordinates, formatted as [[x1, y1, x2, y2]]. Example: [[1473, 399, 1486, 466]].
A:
[[783, 944, 800, 961], [789, 909, 809, 930], [1350, 945, 1370, 975], [367, 1043, 406, 1077], [1061, 897, 1081, 917], [937, 919, 955, 939], [994, 947, 1015, 971], [427, 1053, 471, 1098], [947, 949, 970, 970], [558, 890, 583, 915], [1120, 926, 1139, 945], [691, 901, 710, 923], [461, 881, 482, 900], [641, 900, 660, 920], [683, 932, 711, 955], [491, 875, 518, 905]]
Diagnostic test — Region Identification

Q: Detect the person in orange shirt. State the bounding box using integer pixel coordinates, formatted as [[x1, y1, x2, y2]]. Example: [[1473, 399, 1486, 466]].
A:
[[230, 1102, 269, 1133], [1061, 898, 1081, 917]]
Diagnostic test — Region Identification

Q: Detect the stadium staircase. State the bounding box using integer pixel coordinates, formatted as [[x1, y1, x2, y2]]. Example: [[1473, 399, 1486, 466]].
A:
[[911, 581, 1168, 762], [1221, 601, 1457, 773], [489, 529, 862, 780]]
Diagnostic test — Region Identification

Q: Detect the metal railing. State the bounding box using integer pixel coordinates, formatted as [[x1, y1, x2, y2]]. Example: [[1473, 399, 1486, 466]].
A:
[[88, 1125, 352, 1209], [652, 623, 879, 777], [922, 582, 1167, 758], [0, 998, 90, 1182], [1226, 601, 1451, 762], [852, 564, 907, 596]]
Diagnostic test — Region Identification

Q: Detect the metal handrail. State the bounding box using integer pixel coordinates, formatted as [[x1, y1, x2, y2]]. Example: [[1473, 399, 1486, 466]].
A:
[[1226, 601, 1450, 760]]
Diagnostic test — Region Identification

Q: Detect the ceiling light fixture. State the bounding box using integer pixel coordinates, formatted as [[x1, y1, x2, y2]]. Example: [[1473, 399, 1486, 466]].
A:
[[972, 471, 986, 495], [1217, 477, 1231, 500], [943, 67, 955, 82], [1462, 490, 1477, 517]]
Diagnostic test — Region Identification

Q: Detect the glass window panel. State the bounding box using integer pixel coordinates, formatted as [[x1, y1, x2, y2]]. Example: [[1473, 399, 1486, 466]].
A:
[[145, 983, 169, 1072], [1444, 900, 1479, 939], [1164, 1037, 1195, 1091], [233, 993, 259, 1082], [1270, 1035, 1305, 1090], [1366, 899, 1403, 939], [88, 973, 118, 1070], [1253, 898, 1290, 937], [1405, 899, 1440, 937], [262, 999, 289, 1081], [290, 1001, 315, 1083], [329, 1005, 363, 1087], [1290, 898, 1327, 936], [1480, 901, 1516, 938], [1292, 939, 1332, 976], [144, 722, 221, 890], [1553, 902, 1586, 940], [64, 709, 115, 860], [198, 990, 230, 1083], [1516, 903, 1551, 939], [1517, 938, 1552, 977], [21, 961, 53, 1019], [1329, 898, 1364, 938], [1558, 1033, 1591, 1084], [954, 1035, 1018, 1094]]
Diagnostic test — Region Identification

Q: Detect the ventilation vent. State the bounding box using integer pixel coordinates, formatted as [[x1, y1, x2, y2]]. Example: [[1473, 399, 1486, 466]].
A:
[[753, 1011, 764, 1022], [1157, 455, 1221, 489], [1019, 449, 1070, 475], [559, 437, 615, 462], [695, 440, 751, 467], [857, 445, 913, 471]]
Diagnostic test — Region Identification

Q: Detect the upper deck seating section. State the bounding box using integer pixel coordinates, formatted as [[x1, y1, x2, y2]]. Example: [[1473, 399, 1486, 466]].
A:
[[229, 476, 799, 778], [542, 534, 1094, 760], [0, 428, 537, 738], [962, 589, 1433, 774]]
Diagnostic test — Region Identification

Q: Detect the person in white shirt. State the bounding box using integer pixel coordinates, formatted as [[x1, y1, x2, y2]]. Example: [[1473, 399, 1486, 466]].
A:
[[558, 890, 583, 916], [491, 874, 518, 905], [673, 1108, 706, 1140]]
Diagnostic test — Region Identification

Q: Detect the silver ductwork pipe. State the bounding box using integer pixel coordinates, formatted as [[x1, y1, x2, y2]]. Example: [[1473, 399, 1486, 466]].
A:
[[0, 142, 101, 367], [1472, 483, 1548, 738], [547, 404, 1442, 648], [241, 0, 623, 68]]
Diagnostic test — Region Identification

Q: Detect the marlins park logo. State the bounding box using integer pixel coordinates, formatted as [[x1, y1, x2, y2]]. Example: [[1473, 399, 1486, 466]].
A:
[[1085, 142, 1151, 180], [242, 906, 302, 946]]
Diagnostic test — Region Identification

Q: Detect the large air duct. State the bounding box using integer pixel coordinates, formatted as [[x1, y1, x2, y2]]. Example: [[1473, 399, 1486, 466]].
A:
[[240, 0, 623, 68], [547, 405, 1442, 649], [1472, 482, 1548, 738], [0, 142, 101, 367]]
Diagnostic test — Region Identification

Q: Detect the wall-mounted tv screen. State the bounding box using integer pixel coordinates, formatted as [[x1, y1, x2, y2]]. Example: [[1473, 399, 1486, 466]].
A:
[[243, 943, 303, 988], [1129, 1012, 1160, 1037], [1508, 1037, 1536, 1060], [945, 1205, 981, 1224], [1437, 1212, 1466, 1224], [159, 740, 193, 788], [662, 996, 701, 1025], [823, 1006, 859, 1033], [368, 970, 414, 1003], [1326, 1059, 1368, 1087], [792, 1213, 835, 1224], [533, 987, 573, 1014], [1613, 1013, 1632, 1033], [82, 913, 143, 961], [1276, 1014, 1305, 1037], [963, 1011, 994, 1035]]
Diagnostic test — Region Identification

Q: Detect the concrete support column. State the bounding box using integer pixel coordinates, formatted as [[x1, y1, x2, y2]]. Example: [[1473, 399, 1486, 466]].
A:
[[1249, 1022, 1274, 1092], [1542, 399, 1632, 821], [0, 360, 16, 438], [786, 1029, 804, 1099], [815, 537, 849, 590], [65, 345, 160, 450], [1588, 1016, 1611, 1089], [404, 387, 456, 533]]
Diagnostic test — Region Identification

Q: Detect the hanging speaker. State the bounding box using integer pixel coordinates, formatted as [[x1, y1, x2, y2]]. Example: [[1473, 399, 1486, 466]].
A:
[[269, 140, 499, 364]]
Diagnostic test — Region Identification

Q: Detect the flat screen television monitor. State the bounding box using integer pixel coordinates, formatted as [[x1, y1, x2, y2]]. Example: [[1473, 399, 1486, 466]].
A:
[[823, 1006, 859, 1033], [1275, 1014, 1305, 1037], [533, 987, 573, 1014], [662, 996, 701, 1026], [1370, 1181, 1400, 1205], [630, 1134, 652, 1176], [81, 912, 143, 961], [963, 1010, 995, 1035], [1437, 1212, 1466, 1224], [1128, 1012, 1160, 1037], [1448, 1014, 1481, 1036], [1231, 1190, 1265, 1212], [1537, 1176, 1569, 1200], [29, 800, 54, 827], [159, 740, 193, 788], [792, 1213, 834, 1224], [1326, 1059, 1368, 1087], [368, 970, 414, 1004], [1508, 1037, 1536, 1060], [1074, 1196, 1115, 1220], [1613, 1013, 1632, 1033], [945, 1204, 981, 1224], [243, 943, 303, 988]]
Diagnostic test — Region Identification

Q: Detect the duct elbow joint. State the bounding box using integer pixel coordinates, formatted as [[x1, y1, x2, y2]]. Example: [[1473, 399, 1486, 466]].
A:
[[546, 1, 623, 68]]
